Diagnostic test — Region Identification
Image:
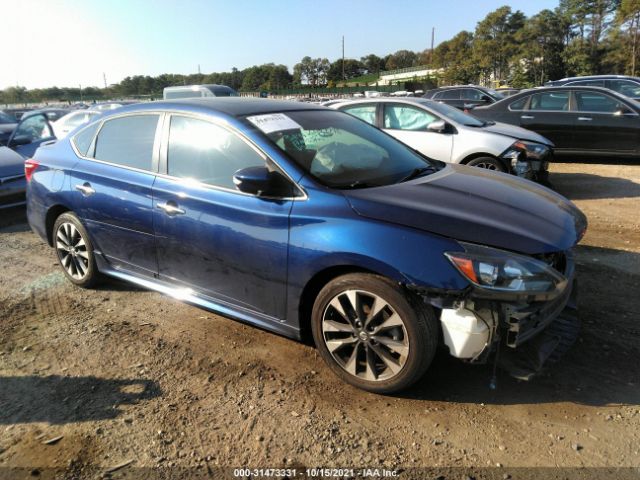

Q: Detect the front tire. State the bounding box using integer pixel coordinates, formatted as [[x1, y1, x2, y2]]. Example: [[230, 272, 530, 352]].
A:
[[465, 156, 506, 172], [53, 212, 101, 288], [311, 273, 438, 393]]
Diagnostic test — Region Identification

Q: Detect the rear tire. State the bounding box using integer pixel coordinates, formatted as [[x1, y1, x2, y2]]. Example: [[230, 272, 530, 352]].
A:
[[53, 212, 101, 288], [311, 273, 438, 393], [465, 156, 506, 172]]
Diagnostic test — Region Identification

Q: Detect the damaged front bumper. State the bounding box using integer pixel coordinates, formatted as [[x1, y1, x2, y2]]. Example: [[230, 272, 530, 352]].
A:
[[409, 251, 580, 380]]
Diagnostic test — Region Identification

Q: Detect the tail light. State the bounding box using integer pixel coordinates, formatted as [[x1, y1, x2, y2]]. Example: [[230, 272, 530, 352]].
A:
[[25, 159, 39, 182]]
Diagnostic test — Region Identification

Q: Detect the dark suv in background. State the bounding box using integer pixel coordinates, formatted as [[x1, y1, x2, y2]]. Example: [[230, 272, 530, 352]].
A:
[[422, 85, 505, 110], [545, 75, 640, 101]]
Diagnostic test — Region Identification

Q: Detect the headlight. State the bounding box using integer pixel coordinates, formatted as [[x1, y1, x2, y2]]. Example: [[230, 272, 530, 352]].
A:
[[445, 242, 567, 297], [502, 140, 549, 160]]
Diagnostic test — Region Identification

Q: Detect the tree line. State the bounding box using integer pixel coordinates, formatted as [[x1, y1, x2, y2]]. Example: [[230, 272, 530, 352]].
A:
[[1, 0, 638, 104]]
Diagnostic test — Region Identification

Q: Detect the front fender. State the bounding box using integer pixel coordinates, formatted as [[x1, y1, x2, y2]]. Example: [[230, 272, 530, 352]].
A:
[[285, 186, 469, 328]]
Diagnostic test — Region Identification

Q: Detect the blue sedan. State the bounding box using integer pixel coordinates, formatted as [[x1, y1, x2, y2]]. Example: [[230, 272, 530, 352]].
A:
[[25, 98, 586, 393]]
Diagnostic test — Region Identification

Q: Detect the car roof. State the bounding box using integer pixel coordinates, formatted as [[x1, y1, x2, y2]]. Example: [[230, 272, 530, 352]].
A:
[[110, 97, 326, 118], [550, 75, 640, 82]]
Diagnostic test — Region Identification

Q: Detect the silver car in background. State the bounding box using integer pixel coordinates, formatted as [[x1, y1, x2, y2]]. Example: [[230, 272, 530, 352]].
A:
[[331, 98, 554, 181]]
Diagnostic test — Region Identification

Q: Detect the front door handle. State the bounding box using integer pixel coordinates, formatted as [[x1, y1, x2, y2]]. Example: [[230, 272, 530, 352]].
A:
[[75, 183, 95, 196], [520, 115, 535, 120], [157, 201, 186, 216], [577, 116, 592, 121]]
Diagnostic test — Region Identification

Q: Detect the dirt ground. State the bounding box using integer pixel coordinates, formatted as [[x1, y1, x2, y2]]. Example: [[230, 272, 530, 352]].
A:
[[0, 161, 639, 480]]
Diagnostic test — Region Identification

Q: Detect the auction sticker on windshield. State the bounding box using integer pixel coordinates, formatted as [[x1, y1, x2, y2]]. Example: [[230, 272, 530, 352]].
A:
[[246, 113, 302, 134]]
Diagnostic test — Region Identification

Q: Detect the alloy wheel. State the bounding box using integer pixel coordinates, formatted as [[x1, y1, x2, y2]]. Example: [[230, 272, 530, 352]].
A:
[[321, 289, 409, 382], [474, 162, 498, 170], [55, 222, 90, 280]]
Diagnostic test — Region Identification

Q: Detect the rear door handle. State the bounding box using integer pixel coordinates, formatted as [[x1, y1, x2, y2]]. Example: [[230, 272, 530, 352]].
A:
[[520, 115, 535, 120], [577, 116, 592, 121], [75, 183, 95, 196], [157, 201, 185, 216]]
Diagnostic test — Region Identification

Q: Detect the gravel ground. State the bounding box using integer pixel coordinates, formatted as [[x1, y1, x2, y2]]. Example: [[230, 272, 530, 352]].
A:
[[0, 161, 639, 480]]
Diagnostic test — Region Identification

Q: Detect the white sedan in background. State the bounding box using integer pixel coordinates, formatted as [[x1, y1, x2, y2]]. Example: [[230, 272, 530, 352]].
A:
[[331, 98, 553, 181], [51, 110, 101, 138]]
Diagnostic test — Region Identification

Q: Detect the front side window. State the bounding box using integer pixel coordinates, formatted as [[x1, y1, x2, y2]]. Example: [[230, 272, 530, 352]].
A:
[[383, 104, 436, 130], [167, 115, 266, 189], [246, 110, 438, 189], [528, 92, 569, 111], [340, 104, 376, 125], [0, 111, 15, 124], [94, 114, 159, 171], [574, 91, 624, 113], [609, 80, 640, 98], [460, 89, 483, 100], [13, 114, 53, 143]]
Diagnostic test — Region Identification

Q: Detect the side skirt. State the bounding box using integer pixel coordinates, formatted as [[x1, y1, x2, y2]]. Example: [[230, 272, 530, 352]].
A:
[[95, 258, 301, 341]]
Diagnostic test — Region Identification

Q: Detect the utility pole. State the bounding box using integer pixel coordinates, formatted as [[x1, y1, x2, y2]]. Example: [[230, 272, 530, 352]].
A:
[[430, 27, 435, 65], [79, 84, 83, 103], [342, 35, 345, 81], [198, 64, 201, 75], [103, 72, 107, 89]]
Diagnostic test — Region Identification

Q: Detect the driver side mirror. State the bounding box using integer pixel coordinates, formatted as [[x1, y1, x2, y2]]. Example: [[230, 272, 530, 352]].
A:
[[480, 95, 492, 103], [233, 166, 294, 198], [427, 120, 446, 133]]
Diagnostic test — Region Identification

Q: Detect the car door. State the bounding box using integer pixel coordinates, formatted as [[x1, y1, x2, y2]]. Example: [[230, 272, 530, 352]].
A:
[[517, 90, 575, 150], [460, 88, 492, 110], [152, 114, 293, 320], [70, 113, 161, 275], [570, 90, 640, 154], [7, 113, 56, 158], [381, 103, 453, 161]]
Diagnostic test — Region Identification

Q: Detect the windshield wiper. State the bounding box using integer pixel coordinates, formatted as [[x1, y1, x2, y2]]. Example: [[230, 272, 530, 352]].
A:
[[398, 166, 435, 183], [341, 180, 378, 189]]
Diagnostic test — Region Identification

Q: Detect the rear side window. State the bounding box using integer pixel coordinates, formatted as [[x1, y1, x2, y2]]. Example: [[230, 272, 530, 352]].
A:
[[341, 104, 376, 125], [73, 121, 101, 156], [508, 97, 528, 110], [434, 90, 460, 100], [383, 104, 436, 130], [167, 115, 266, 189], [93, 115, 159, 170], [528, 92, 569, 111], [567, 80, 605, 87], [165, 90, 204, 99]]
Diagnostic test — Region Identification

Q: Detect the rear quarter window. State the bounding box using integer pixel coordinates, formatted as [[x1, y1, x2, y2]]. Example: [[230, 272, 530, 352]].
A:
[[72, 121, 101, 156]]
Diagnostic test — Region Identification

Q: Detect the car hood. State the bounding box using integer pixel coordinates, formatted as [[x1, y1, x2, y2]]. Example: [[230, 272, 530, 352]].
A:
[[480, 121, 553, 147], [343, 164, 586, 255], [0, 146, 26, 179]]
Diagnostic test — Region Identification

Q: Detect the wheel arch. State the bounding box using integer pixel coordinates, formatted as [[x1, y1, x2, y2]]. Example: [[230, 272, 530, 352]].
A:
[[298, 265, 389, 346], [459, 152, 509, 171], [45, 204, 72, 246]]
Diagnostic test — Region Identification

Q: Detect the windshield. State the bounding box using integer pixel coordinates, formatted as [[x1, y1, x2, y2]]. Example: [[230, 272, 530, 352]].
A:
[[0, 111, 16, 124], [422, 100, 486, 127], [246, 110, 438, 189]]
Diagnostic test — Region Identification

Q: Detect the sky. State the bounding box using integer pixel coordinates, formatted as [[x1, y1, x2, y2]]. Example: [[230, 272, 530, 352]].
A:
[[3, 0, 559, 90]]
